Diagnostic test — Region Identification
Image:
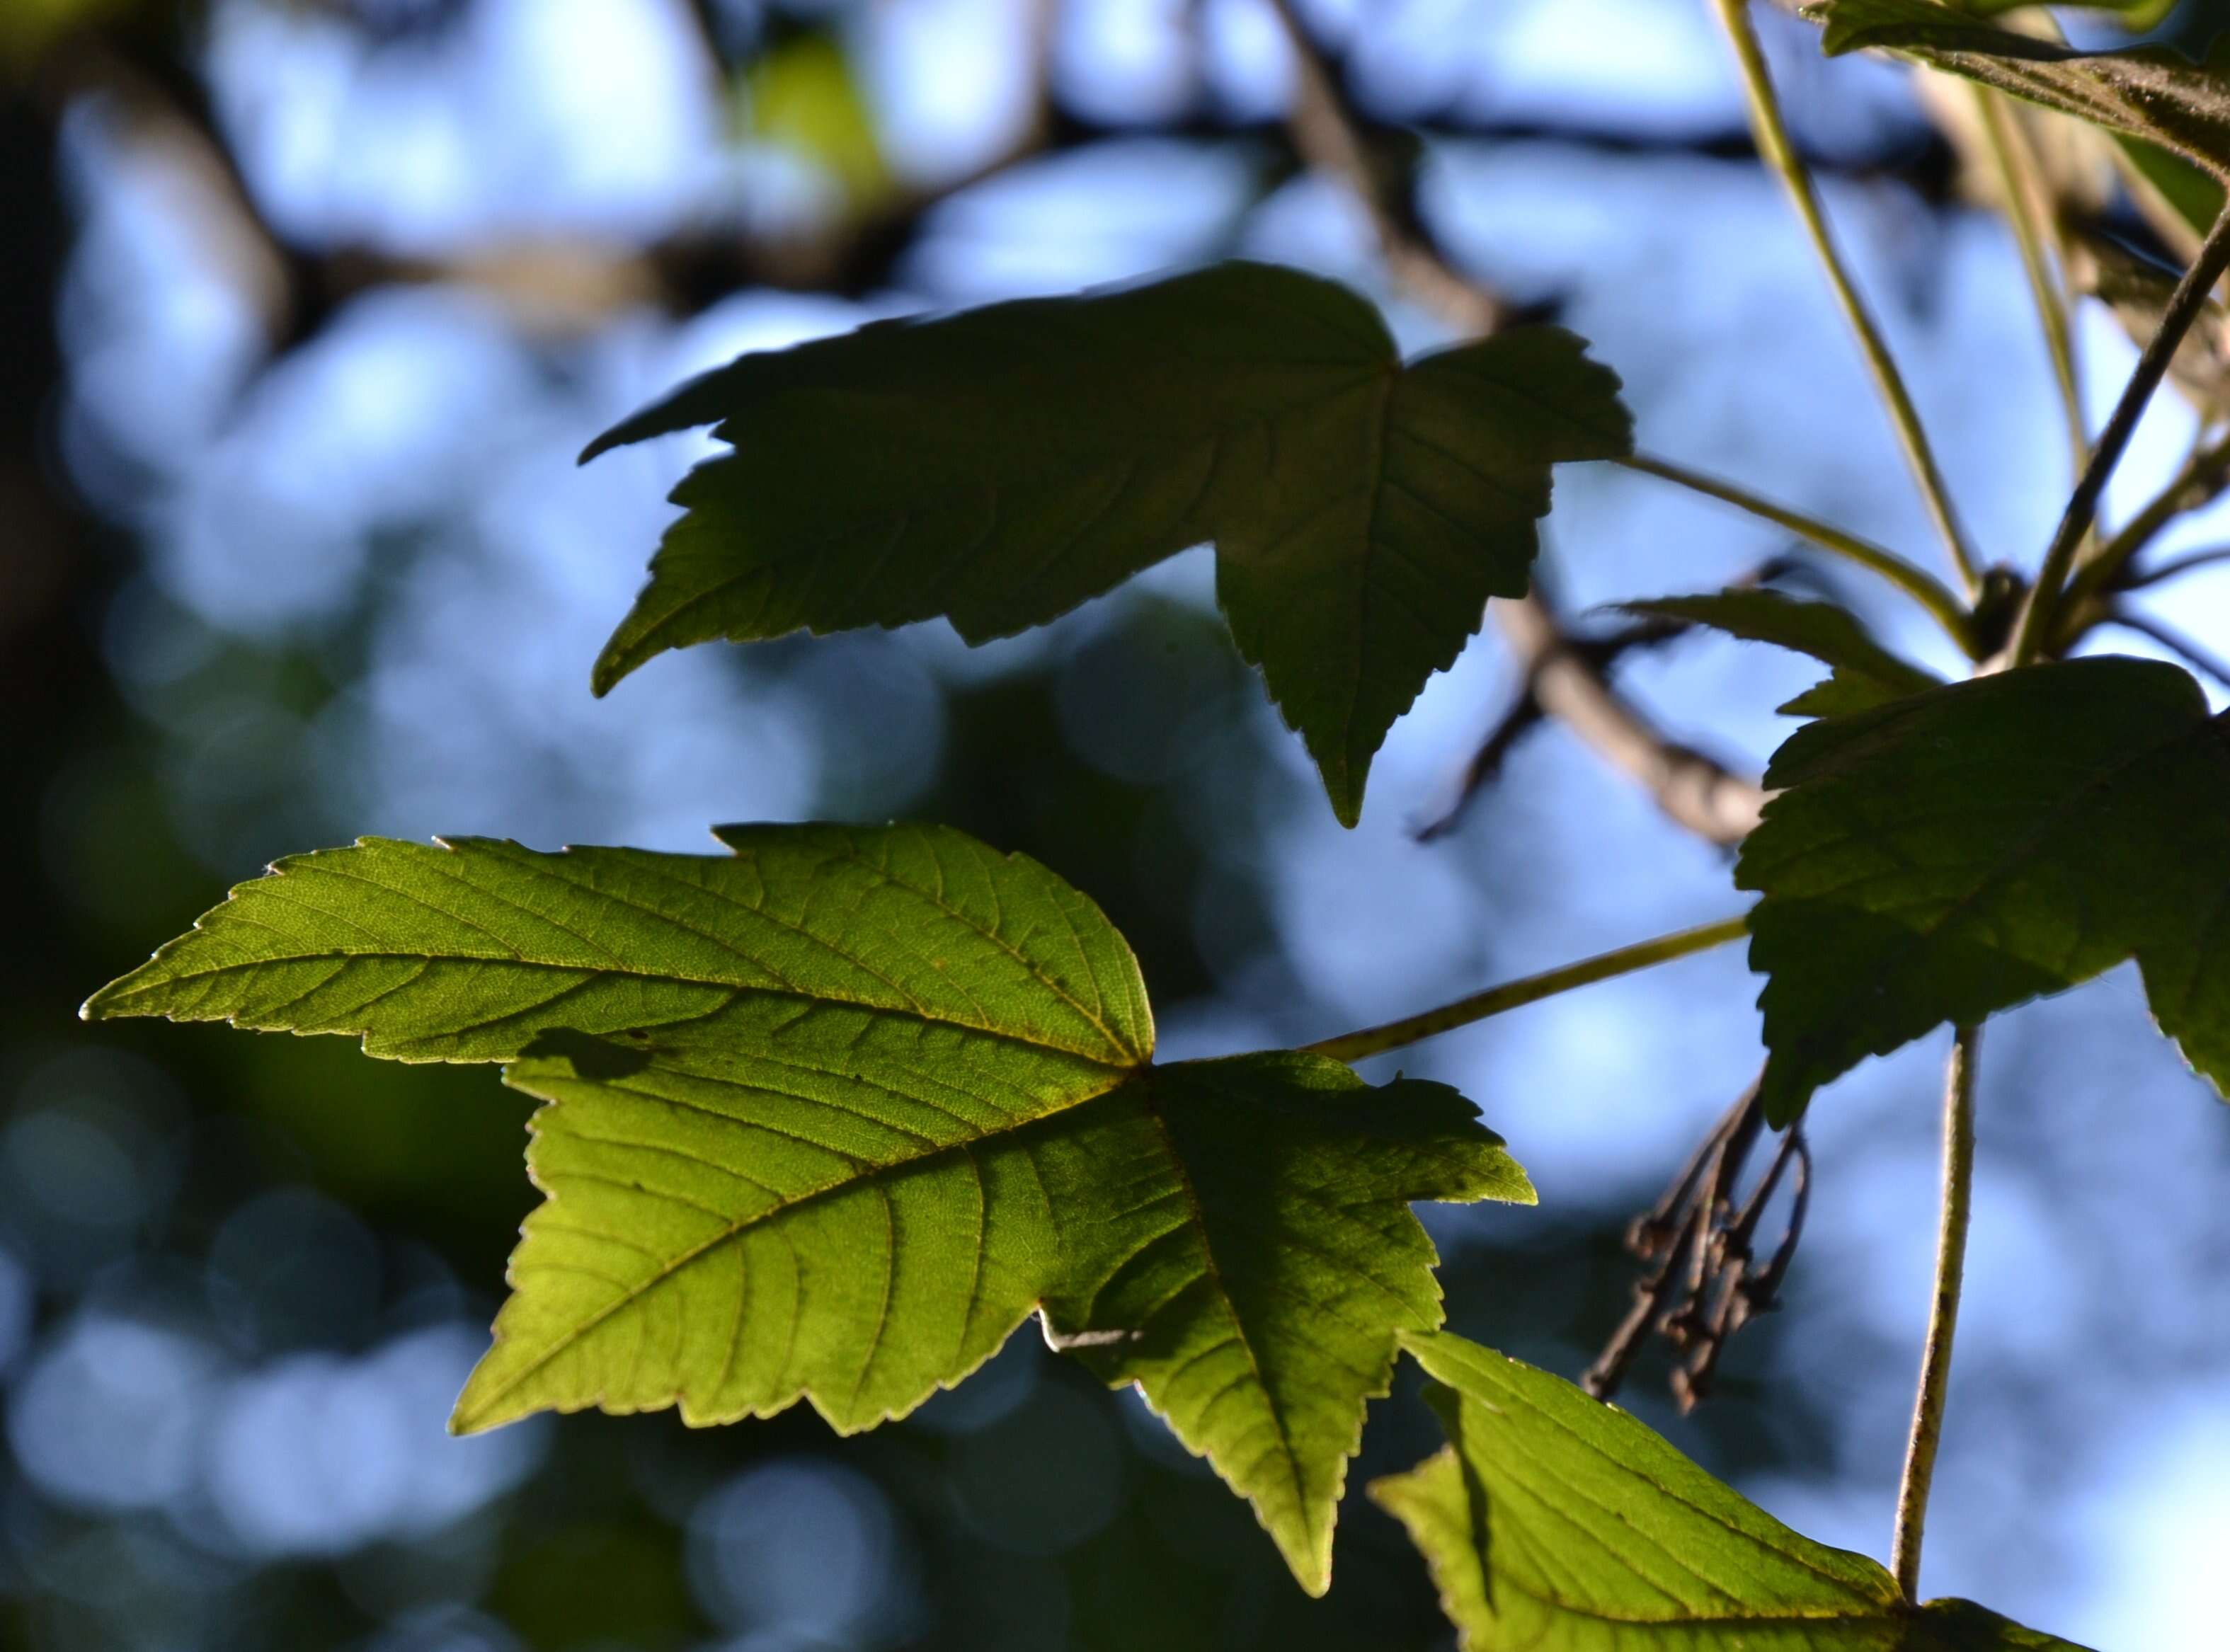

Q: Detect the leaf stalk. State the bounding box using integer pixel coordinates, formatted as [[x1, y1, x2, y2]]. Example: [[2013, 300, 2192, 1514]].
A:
[[2061, 429, 2230, 620], [1303, 915, 1750, 1066], [1972, 86, 2084, 479], [1709, 0, 1981, 595], [1612, 453, 1974, 651], [1891, 1022, 1979, 1600]]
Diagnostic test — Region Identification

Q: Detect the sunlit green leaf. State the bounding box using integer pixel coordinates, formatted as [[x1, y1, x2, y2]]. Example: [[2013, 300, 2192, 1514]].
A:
[[82, 822, 1531, 1595], [1808, 0, 2230, 180], [582, 261, 1632, 827], [1373, 1332, 2097, 1650], [1619, 589, 1940, 718], [741, 31, 888, 206], [1735, 657, 2230, 1123]]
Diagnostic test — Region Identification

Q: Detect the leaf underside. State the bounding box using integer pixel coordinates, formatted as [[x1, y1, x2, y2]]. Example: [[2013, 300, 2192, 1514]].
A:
[[81, 822, 1532, 1595], [582, 260, 1633, 826], [1619, 590, 1941, 718], [1807, 0, 2230, 181], [1736, 656, 2230, 1123], [1372, 1333, 2097, 1651]]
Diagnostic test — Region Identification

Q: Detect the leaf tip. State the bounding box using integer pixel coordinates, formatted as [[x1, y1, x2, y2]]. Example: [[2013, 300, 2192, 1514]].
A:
[[588, 646, 629, 699], [1757, 1063, 1809, 1131], [1323, 769, 1366, 829], [79, 973, 143, 1023], [447, 1379, 518, 1438], [1271, 1527, 1334, 1600]]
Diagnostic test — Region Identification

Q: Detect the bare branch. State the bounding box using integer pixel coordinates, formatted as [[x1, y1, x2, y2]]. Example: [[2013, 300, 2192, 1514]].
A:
[[1497, 595, 1765, 847]]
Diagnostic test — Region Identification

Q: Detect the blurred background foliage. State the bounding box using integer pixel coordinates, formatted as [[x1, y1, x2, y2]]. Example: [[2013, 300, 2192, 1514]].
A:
[[4, 1, 2230, 1648]]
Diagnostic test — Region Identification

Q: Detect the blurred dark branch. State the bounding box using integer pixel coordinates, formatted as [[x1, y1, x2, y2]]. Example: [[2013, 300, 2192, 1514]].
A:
[[1265, 2, 1766, 849], [36, 32, 304, 340], [1267, 0, 1504, 334], [1414, 607, 1691, 842], [1492, 596, 1765, 847], [30, 5, 1952, 362]]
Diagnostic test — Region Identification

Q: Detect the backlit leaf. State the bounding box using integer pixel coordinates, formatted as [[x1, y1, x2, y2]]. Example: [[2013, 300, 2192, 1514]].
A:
[[581, 261, 1632, 827], [1373, 1332, 2097, 1650], [1734, 657, 2230, 1123], [82, 822, 1532, 1595], [1808, 0, 2230, 180]]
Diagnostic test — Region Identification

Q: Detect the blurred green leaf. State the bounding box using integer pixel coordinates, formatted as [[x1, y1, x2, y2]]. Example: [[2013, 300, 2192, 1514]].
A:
[[743, 32, 889, 207], [1808, 0, 2230, 180], [83, 822, 1531, 1595], [1734, 657, 2230, 1123], [1373, 1333, 2098, 1650], [1618, 589, 1941, 717], [0, 0, 131, 63], [582, 261, 1632, 827]]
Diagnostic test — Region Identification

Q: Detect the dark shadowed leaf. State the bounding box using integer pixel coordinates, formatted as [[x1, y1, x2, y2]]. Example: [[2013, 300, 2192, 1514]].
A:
[[1734, 657, 2230, 1123], [1619, 590, 1940, 718], [582, 261, 1632, 826], [1373, 1333, 2098, 1650], [81, 822, 1531, 1595], [1808, 0, 2230, 180]]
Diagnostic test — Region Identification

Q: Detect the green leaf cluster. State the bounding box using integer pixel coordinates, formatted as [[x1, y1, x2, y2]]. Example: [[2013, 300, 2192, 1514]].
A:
[[81, 232, 2154, 1648]]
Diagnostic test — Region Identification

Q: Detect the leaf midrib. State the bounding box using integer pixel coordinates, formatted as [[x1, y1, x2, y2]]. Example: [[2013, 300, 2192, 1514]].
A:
[[461, 1060, 1143, 1428], [98, 951, 1136, 1069]]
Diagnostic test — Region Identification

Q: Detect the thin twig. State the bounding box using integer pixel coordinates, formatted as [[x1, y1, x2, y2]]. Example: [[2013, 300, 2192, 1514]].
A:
[[2014, 204, 2230, 664], [1303, 916, 1750, 1066], [1584, 1075, 1812, 1410], [1973, 86, 2084, 478], [1676, 1122, 1807, 1409], [1708, 0, 1981, 595], [2062, 430, 2230, 617], [1586, 1194, 1711, 1401], [1613, 452, 1973, 650], [1585, 1085, 1758, 1402], [1892, 1023, 1980, 1600], [2118, 544, 2230, 592]]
